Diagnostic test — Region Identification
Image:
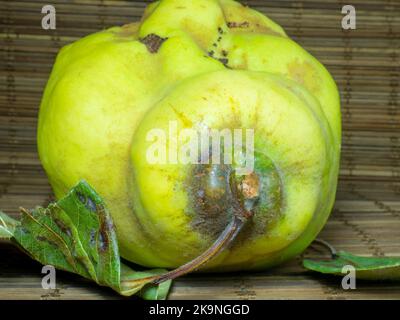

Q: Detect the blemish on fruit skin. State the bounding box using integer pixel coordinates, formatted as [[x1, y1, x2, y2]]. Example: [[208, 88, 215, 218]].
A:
[[240, 172, 260, 199], [218, 58, 229, 66], [115, 23, 140, 38], [171, 106, 194, 128], [140, 34, 167, 53], [208, 33, 230, 67], [186, 158, 283, 245], [228, 47, 248, 70], [186, 164, 233, 239]]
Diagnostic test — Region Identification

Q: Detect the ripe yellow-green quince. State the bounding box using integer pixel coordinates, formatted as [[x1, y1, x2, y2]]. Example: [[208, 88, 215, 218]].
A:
[[38, 0, 341, 273]]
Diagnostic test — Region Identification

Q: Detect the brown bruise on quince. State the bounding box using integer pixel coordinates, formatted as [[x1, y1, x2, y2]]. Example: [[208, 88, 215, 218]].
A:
[[240, 172, 260, 199], [187, 163, 234, 240], [185, 149, 284, 247], [164, 102, 285, 246], [140, 34, 168, 54], [207, 27, 231, 66]]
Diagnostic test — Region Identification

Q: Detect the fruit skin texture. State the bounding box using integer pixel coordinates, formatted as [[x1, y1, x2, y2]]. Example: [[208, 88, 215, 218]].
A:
[[38, 0, 341, 271]]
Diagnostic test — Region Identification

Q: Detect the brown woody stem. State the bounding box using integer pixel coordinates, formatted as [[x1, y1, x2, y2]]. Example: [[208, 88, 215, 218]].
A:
[[152, 213, 248, 284]]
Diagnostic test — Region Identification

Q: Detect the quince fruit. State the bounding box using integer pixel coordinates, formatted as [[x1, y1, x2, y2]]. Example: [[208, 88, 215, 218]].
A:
[[38, 0, 341, 275]]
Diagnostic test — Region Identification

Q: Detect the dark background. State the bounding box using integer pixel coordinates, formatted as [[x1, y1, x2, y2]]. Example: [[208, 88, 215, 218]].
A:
[[0, 0, 399, 299]]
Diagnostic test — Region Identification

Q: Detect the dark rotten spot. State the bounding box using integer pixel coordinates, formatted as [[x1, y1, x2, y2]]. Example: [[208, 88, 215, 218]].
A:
[[140, 34, 167, 54], [186, 163, 233, 239], [218, 58, 229, 65]]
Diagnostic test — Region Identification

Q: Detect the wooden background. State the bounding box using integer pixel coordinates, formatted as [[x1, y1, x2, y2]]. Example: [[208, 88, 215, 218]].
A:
[[0, 0, 399, 299]]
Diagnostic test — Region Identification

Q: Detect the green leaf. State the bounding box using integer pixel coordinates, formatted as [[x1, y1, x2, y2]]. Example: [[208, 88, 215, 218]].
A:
[[0, 211, 19, 239], [304, 251, 400, 280], [3, 180, 171, 299], [120, 263, 172, 299]]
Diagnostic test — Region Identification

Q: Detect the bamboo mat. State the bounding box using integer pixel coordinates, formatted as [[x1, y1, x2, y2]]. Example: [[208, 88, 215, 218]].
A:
[[1, 0, 400, 300]]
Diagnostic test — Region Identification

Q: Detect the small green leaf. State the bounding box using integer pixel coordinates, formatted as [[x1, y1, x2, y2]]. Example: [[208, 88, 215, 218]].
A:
[[2, 180, 171, 299], [304, 251, 400, 280], [120, 263, 172, 300], [0, 211, 19, 239]]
